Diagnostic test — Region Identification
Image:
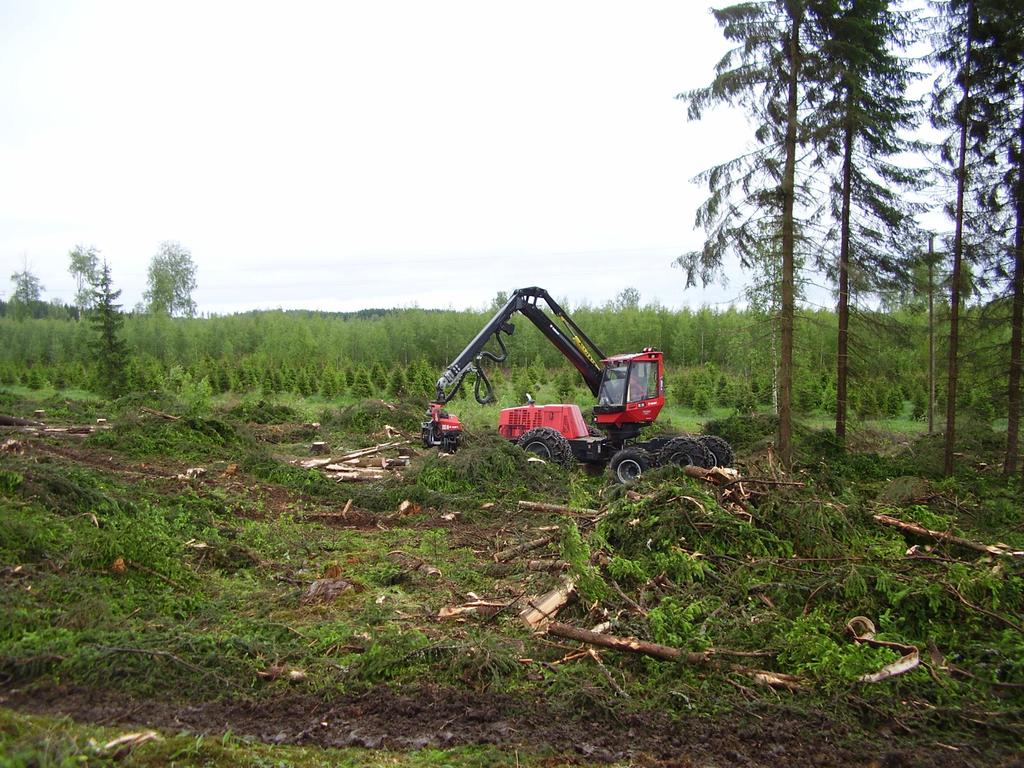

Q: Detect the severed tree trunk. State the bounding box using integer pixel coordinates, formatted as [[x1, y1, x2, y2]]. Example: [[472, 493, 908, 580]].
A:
[[944, 0, 975, 477], [1006, 100, 1024, 476], [777, 4, 802, 470]]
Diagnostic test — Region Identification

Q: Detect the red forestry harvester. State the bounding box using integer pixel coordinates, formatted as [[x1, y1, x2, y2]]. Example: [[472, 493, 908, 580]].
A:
[[420, 287, 733, 483]]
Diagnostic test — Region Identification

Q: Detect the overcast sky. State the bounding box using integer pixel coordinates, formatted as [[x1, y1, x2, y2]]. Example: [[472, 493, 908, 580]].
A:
[[2, 1, 777, 314]]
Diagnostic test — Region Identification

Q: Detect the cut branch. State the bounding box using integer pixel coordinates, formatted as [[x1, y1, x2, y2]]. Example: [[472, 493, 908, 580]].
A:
[[517, 500, 600, 516], [493, 535, 555, 563], [546, 621, 711, 665], [873, 514, 1024, 557]]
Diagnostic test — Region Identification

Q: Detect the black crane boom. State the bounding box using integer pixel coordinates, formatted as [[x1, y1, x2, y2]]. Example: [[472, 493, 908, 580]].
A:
[[434, 287, 605, 405]]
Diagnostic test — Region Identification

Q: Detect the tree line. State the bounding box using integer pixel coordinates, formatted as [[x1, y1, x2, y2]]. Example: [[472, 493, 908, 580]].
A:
[[0, 293, 1010, 434], [7, 241, 197, 322]]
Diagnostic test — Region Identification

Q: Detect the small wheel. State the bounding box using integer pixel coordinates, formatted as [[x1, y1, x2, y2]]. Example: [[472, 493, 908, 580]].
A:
[[441, 431, 461, 453], [517, 427, 575, 469], [699, 435, 734, 467], [609, 447, 652, 484], [658, 437, 713, 469]]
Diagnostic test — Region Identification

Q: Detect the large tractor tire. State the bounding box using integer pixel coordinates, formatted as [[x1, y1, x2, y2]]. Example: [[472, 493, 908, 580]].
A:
[[698, 435, 734, 468], [658, 437, 713, 469], [517, 427, 575, 469], [609, 447, 652, 484]]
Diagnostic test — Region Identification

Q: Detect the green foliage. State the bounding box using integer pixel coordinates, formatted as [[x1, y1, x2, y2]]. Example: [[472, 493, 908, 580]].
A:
[[86, 261, 129, 397], [353, 627, 433, 683], [8, 266, 44, 320], [778, 612, 900, 692], [559, 522, 609, 603], [87, 415, 241, 461], [0, 470, 23, 494], [322, 399, 422, 436], [144, 240, 197, 317], [703, 413, 778, 452], [164, 365, 214, 416], [647, 597, 713, 649], [227, 396, 298, 424]]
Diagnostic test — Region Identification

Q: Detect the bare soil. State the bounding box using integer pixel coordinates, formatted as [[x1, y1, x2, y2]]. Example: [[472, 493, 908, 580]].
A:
[[2, 683, 1012, 767]]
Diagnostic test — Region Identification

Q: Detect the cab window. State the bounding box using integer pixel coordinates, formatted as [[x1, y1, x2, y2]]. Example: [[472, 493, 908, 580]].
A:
[[627, 361, 657, 402], [597, 364, 628, 406]]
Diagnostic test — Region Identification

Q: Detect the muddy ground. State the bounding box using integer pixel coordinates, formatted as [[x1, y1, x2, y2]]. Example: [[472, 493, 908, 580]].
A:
[[4, 682, 1015, 767]]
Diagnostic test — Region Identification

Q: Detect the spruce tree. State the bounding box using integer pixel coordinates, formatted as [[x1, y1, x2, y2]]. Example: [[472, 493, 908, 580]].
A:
[[387, 366, 408, 399], [807, 0, 923, 445], [88, 261, 128, 397], [932, 0, 980, 474], [678, 0, 820, 467], [962, 1, 1024, 474]]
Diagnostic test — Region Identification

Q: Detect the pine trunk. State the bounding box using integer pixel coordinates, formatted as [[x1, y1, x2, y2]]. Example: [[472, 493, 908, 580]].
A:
[[1004, 100, 1024, 475], [836, 109, 854, 445], [944, 0, 974, 477], [777, 6, 802, 469]]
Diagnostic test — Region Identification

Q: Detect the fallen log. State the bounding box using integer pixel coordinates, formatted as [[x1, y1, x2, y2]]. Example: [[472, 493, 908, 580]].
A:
[[438, 600, 507, 619], [0, 414, 43, 427], [520, 578, 575, 628], [140, 406, 180, 421], [547, 621, 711, 665], [493, 535, 555, 562], [298, 440, 410, 469], [334, 440, 409, 462], [338, 456, 409, 469], [546, 622, 803, 689], [683, 465, 741, 485], [484, 559, 570, 577], [328, 471, 386, 483], [873, 513, 1024, 557], [517, 500, 600, 516], [324, 464, 386, 475]]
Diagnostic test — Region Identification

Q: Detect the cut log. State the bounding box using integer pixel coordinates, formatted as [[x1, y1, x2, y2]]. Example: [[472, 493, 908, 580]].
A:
[[873, 513, 1024, 557], [338, 456, 409, 469], [329, 471, 385, 482], [310, 441, 328, 455], [517, 500, 600, 516], [683, 465, 741, 485], [547, 621, 712, 665], [324, 464, 386, 474], [520, 578, 575, 628], [0, 415, 43, 427], [140, 406, 180, 421], [438, 600, 507, 619], [298, 440, 410, 469], [334, 440, 409, 462], [493, 535, 555, 563]]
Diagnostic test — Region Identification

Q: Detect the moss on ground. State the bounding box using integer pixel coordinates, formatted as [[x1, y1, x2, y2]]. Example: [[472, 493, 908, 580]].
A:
[[1, 398, 1022, 763]]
